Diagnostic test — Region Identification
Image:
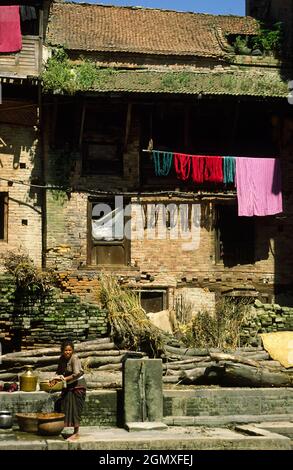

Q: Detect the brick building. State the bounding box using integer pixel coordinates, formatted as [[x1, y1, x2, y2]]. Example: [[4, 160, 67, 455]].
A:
[[0, 1, 51, 268], [1, 1, 293, 315]]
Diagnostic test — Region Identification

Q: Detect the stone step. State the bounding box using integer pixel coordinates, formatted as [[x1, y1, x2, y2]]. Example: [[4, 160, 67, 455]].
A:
[[164, 413, 293, 427]]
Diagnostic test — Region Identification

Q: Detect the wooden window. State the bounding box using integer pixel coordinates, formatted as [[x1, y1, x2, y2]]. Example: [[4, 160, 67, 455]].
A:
[[88, 198, 130, 266], [215, 204, 255, 266], [82, 105, 126, 175], [0, 193, 8, 241]]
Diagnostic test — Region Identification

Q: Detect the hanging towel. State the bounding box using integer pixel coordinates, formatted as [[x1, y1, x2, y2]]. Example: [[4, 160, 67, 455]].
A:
[[204, 156, 223, 183], [191, 156, 205, 183], [0, 6, 22, 53], [235, 157, 283, 217], [174, 153, 191, 181], [20, 6, 37, 21], [152, 151, 173, 176], [223, 156, 236, 184], [92, 208, 124, 241]]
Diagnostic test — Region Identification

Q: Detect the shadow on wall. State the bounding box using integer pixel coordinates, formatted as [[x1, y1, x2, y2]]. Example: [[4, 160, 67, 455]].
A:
[[274, 113, 293, 306]]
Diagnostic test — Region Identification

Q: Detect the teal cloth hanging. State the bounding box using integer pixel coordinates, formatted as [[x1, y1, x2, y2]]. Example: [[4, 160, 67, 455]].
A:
[[152, 151, 173, 176], [223, 156, 236, 184]]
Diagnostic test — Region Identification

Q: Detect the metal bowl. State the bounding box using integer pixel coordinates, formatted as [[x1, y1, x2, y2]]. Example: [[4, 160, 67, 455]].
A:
[[0, 411, 13, 429]]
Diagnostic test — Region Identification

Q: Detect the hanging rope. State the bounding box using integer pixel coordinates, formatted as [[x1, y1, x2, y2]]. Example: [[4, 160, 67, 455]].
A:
[[152, 151, 173, 176]]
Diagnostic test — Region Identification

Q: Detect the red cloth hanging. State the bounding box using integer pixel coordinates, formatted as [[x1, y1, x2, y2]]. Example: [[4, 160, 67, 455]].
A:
[[204, 156, 223, 183], [0, 6, 22, 53], [174, 153, 191, 181], [191, 156, 205, 183]]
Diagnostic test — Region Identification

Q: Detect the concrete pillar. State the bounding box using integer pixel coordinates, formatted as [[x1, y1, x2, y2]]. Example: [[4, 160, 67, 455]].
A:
[[123, 358, 167, 432]]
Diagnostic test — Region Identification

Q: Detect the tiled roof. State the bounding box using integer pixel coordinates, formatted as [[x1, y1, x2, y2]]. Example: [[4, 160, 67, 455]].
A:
[[86, 70, 288, 97], [46, 2, 259, 58], [43, 67, 288, 98]]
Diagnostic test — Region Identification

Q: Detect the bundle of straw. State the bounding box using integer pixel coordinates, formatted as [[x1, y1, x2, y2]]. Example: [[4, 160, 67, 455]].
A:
[[99, 274, 163, 356]]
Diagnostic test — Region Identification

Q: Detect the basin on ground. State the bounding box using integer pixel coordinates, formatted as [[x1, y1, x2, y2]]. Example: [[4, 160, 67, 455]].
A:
[[37, 413, 65, 436], [15, 413, 39, 433]]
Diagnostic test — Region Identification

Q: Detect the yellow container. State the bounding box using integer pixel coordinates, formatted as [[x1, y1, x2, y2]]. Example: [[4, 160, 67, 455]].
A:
[[19, 365, 38, 392], [39, 380, 63, 392]]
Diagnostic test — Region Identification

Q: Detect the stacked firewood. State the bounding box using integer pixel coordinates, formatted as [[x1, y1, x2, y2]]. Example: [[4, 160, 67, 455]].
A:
[[1, 337, 293, 388], [0, 338, 145, 389], [162, 341, 293, 387]]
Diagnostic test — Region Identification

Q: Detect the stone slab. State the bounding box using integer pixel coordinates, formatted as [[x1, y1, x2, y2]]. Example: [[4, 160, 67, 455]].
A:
[[125, 422, 168, 432], [253, 421, 293, 438]]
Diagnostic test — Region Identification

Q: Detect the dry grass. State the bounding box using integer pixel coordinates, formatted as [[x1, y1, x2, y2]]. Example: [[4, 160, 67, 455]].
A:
[[178, 297, 251, 350], [99, 274, 164, 356]]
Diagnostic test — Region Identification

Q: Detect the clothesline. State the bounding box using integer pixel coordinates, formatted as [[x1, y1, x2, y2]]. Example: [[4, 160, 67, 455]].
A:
[[143, 149, 234, 157], [145, 149, 283, 217], [143, 149, 279, 159]]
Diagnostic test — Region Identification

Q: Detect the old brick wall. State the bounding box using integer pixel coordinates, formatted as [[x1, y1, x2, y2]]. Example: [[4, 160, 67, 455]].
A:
[[0, 276, 108, 352], [0, 124, 42, 268], [44, 105, 140, 270], [42, 102, 293, 311], [241, 300, 293, 345], [163, 388, 293, 419], [1, 389, 292, 427]]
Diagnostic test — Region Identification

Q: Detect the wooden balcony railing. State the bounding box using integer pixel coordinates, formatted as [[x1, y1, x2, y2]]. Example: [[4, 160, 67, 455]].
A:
[[0, 36, 40, 78]]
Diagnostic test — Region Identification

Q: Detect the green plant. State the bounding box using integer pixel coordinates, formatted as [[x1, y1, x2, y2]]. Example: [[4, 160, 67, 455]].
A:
[[76, 59, 98, 90], [160, 72, 191, 91], [252, 22, 283, 54], [233, 35, 250, 54], [42, 48, 77, 94]]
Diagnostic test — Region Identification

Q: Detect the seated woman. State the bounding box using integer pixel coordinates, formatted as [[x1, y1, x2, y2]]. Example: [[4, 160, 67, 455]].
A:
[[52, 339, 87, 440]]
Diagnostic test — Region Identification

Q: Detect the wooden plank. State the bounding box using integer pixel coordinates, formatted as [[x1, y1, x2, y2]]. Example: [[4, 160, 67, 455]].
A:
[[124, 102, 132, 151]]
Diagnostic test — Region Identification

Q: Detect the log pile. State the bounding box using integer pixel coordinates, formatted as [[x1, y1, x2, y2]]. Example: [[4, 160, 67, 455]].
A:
[[1, 337, 293, 389], [162, 341, 293, 387], [0, 338, 145, 389]]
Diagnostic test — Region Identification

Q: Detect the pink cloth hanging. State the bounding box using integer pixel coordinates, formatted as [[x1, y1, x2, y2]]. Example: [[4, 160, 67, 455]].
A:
[[0, 6, 22, 53], [191, 156, 205, 183], [174, 153, 191, 181], [235, 157, 283, 216], [204, 156, 223, 183]]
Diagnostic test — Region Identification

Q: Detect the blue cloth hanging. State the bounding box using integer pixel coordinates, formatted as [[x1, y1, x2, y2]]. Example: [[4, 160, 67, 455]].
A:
[[223, 156, 236, 184], [152, 151, 173, 176]]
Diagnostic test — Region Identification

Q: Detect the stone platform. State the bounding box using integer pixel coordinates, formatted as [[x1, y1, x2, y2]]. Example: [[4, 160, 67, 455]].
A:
[[1, 388, 293, 427], [0, 424, 291, 451]]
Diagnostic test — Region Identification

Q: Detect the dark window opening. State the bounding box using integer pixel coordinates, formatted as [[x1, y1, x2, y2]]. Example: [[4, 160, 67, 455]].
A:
[[82, 105, 126, 175], [139, 290, 166, 313], [53, 100, 77, 149], [0, 193, 8, 241], [88, 197, 130, 266], [216, 204, 255, 267], [140, 104, 184, 187]]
